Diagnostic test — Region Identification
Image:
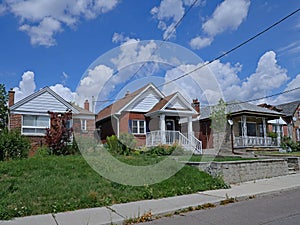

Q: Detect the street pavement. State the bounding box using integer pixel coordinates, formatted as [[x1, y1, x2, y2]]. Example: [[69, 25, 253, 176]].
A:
[[1, 173, 300, 225], [139, 187, 300, 225]]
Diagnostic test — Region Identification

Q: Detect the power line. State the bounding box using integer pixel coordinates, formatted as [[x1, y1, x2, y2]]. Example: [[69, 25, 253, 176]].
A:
[[125, 0, 199, 82], [94, 7, 300, 106], [159, 7, 300, 88], [227, 86, 300, 106]]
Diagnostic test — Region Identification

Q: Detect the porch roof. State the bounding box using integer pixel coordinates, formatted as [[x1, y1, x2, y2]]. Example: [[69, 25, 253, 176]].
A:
[[199, 100, 282, 120]]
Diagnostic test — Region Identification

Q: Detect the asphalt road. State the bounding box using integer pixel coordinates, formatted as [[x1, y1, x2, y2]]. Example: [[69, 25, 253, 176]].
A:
[[139, 188, 300, 225]]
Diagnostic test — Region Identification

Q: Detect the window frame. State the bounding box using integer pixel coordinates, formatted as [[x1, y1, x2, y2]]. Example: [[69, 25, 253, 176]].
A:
[[81, 119, 87, 131], [131, 120, 146, 134], [22, 115, 50, 136]]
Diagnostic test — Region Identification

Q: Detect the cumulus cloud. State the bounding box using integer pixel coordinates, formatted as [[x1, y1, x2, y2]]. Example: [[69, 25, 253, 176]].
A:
[[189, 36, 213, 50], [1, 0, 120, 46], [151, 0, 203, 40], [190, 0, 250, 49], [13, 71, 36, 102], [162, 51, 290, 106], [272, 74, 300, 104], [50, 84, 77, 102]]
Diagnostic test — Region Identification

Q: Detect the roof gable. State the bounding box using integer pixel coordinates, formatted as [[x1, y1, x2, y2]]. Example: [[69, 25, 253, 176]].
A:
[[10, 87, 78, 114], [147, 92, 197, 115], [97, 83, 164, 120]]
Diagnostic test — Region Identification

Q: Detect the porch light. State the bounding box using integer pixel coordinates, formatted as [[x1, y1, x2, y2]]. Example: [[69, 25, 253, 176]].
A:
[[227, 119, 233, 126]]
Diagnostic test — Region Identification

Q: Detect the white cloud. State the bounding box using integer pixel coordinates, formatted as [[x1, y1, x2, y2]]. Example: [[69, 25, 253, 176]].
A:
[[190, 0, 250, 49], [112, 32, 131, 44], [189, 36, 213, 50], [272, 74, 300, 104], [213, 51, 288, 104], [19, 17, 62, 46], [163, 51, 289, 106], [13, 71, 36, 102], [2, 0, 120, 46], [50, 84, 77, 102], [151, 0, 204, 40], [76, 64, 114, 107]]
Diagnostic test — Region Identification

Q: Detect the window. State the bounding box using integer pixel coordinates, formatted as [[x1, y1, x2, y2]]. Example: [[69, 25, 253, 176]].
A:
[[22, 115, 50, 135], [131, 120, 145, 134], [238, 122, 257, 137], [81, 119, 87, 131]]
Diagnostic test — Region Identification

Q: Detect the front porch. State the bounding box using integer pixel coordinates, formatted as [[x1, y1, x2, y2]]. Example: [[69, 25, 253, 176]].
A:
[[145, 114, 202, 154], [232, 115, 280, 148], [146, 130, 202, 154]]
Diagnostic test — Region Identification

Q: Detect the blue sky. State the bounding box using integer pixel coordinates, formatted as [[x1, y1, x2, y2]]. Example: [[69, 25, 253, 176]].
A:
[[1, 0, 300, 111]]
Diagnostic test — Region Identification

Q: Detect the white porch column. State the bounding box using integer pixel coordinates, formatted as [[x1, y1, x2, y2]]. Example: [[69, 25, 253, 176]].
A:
[[160, 114, 166, 144], [276, 125, 281, 146], [242, 116, 247, 146], [262, 118, 267, 146], [188, 116, 193, 146]]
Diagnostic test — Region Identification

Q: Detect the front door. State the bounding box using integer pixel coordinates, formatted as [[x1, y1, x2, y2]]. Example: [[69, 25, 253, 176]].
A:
[[166, 119, 175, 144], [166, 119, 175, 131]]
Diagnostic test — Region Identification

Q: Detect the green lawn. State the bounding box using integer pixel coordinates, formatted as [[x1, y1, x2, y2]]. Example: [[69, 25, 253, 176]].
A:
[[0, 154, 227, 220], [189, 155, 259, 162], [255, 151, 300, 157]]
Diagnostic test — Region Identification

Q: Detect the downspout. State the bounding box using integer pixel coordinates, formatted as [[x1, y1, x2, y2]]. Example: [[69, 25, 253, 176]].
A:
[[113, 114, 120, 138]]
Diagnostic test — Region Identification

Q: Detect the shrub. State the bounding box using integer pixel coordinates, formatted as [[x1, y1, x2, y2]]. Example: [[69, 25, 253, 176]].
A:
[[0, 129, 30, 161], [267, 131, 278, 139], [281, 136, 300, 152], [33, 146, 50, 158], [106, 134, 135, 156]]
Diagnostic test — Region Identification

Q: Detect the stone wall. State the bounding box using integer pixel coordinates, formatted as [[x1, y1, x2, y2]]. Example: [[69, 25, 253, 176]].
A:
[[188, 159, 289, 184]]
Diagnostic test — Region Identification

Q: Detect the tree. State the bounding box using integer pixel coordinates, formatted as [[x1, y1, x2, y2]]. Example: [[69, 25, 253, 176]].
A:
[[0, 84, 8, 131], [210, 99, 227, 151], [45, 110, 73, 155]]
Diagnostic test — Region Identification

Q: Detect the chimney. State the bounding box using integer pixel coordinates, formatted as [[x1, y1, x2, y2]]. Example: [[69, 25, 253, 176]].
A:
[[84, 99, 90, 111], [8, 88, 15, 107], [125, 90, 130, 97], [192, 98, 200, 113]]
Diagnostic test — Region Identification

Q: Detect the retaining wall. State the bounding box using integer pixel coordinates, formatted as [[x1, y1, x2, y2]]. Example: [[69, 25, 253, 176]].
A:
[[187, 159, 289, 184]]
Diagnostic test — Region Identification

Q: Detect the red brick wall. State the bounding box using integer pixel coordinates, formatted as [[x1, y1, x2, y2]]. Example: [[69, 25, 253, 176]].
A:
[[9, 114, 22, 131], [73, 118, 96, 139]]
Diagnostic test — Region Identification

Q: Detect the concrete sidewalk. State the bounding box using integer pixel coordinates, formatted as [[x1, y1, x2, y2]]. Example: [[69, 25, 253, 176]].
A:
[[1, 173, 300, 225]]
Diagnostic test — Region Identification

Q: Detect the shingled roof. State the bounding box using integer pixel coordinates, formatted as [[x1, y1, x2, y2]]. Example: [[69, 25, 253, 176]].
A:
[[200, 100, 282, 120], [276, 100, 300, 117]]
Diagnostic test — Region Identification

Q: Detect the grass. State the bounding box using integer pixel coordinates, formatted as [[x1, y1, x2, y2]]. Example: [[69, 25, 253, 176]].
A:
[[189, 155, 259, 162], [255, 151, 300, 157], [0, 154, 227, 220]]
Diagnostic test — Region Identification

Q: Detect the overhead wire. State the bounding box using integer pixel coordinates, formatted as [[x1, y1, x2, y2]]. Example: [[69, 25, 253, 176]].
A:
[[94, 7, 300, 106]]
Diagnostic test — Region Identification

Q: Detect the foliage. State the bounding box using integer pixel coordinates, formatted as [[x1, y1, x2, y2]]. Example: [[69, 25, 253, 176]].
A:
[[32, 146, 50, 158], [106, 134, 134, 155], [147, 144, 186, 156], [280, 136, 300, 152], [267, 131, 278, 139], [45, 111, 74, 155], [0, 155, 227, 220], [0, 84, 8, 131], [119, 133, 137, 150], [210, 99, 227, 133], [0, 129, 30, 161]]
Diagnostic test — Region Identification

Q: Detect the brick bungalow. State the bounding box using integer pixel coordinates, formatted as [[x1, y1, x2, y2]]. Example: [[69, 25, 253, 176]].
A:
[[96, 83, 202, 153], [194, 101, 282, 154], [8, 87, 96, 153]]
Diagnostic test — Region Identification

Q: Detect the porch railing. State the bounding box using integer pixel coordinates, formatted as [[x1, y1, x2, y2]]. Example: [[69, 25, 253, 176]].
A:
[[234, 136, 278, 147], [146, 130, 202, 154]]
